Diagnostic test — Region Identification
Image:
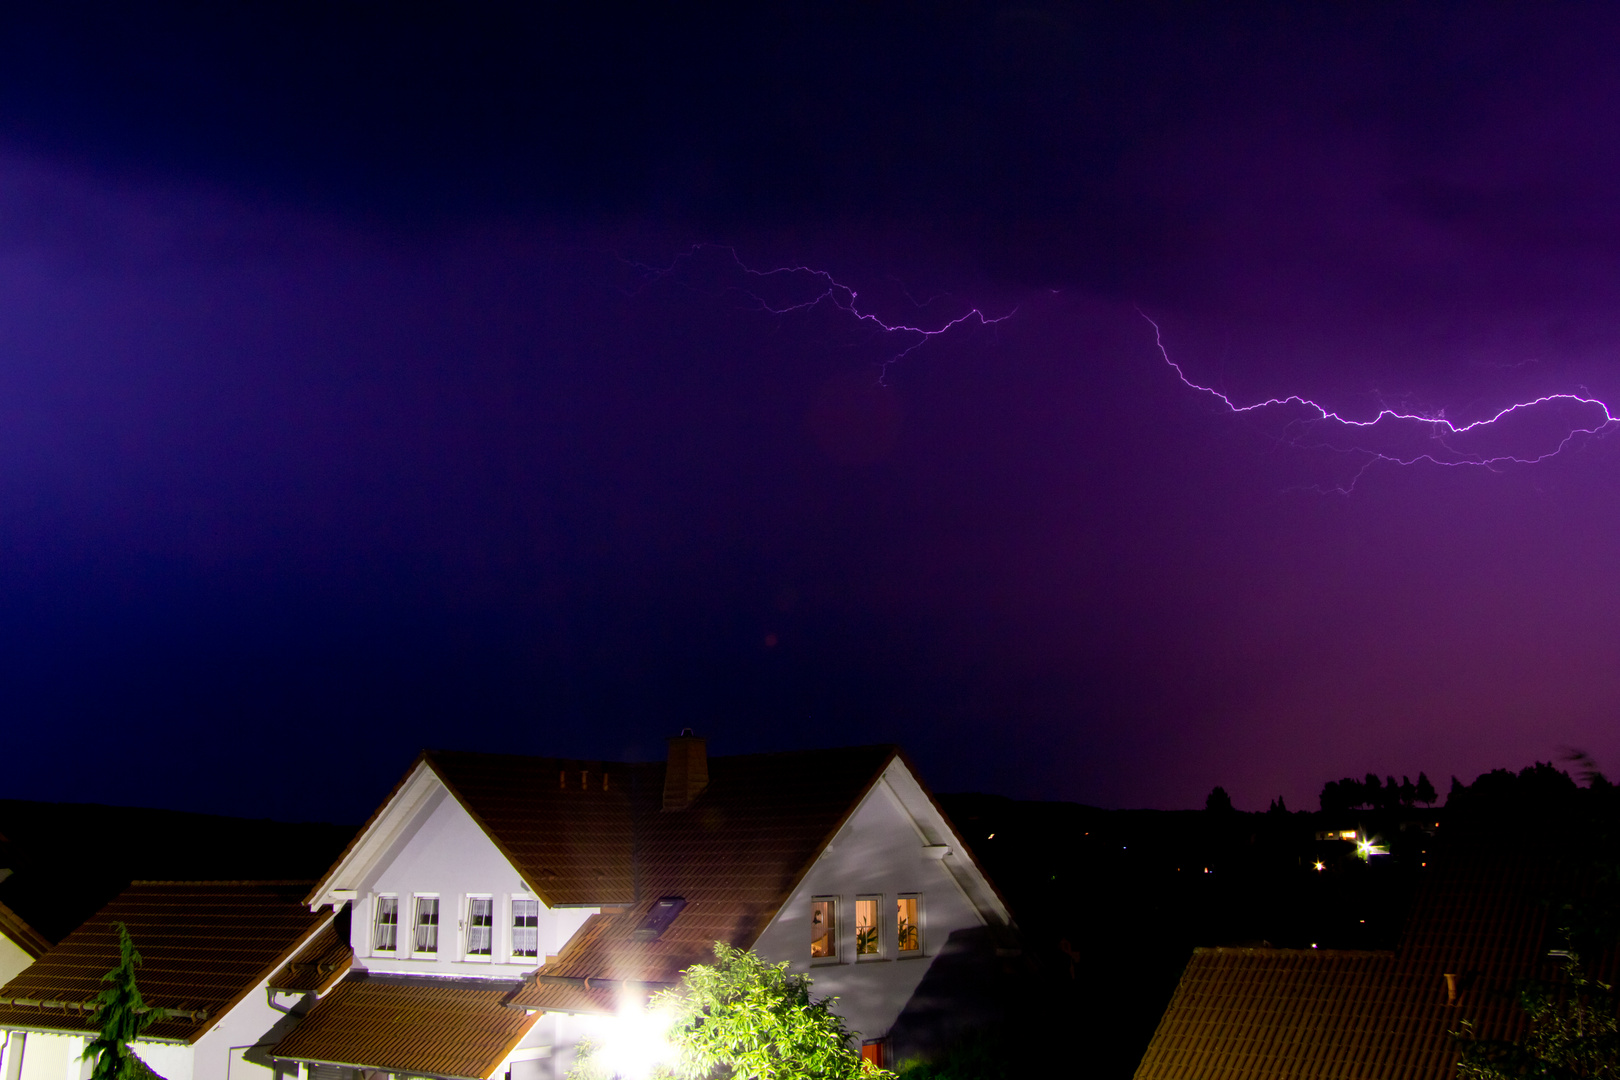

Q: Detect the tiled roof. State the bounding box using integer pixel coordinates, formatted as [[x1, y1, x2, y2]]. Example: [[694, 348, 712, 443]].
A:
[[0, 898, 50, 958], [0, 881, 329, 1043], [272, 973, 538, 1080], [428, 752, 644, 908], [1133, 851, 1604, 1080], [267, 919, 353, 995], [504, 745, 897, 1006]]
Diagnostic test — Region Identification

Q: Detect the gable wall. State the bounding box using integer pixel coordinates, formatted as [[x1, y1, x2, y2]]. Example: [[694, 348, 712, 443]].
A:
[[354, 785, 595, 977], [750, 765, 987, 1045], [0, 938, 31, 987]]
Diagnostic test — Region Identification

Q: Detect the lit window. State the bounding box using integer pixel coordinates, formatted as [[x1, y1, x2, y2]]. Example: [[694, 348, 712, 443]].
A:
[[896, 896, 920, 954], [512, 898, 540, 958], [466, 897, 493, 957], [855, 898, 880, 956], [810, 899, 836, 958], [373, 896, 398, 953], [413, 897, 440, 955]]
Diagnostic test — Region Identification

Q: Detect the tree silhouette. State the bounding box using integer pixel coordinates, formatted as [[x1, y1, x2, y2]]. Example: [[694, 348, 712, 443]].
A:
[[1205, 786, 1234, 814], [1415, 772, 1437, 807]]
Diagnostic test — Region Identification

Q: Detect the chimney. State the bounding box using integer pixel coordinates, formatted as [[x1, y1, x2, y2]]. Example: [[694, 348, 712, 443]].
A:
[[663, 729, 709, 811], [1443, 973, 1460, 1006]]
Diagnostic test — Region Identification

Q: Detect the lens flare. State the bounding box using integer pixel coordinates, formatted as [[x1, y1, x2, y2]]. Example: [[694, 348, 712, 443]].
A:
[[592, 991, 676, 1080]]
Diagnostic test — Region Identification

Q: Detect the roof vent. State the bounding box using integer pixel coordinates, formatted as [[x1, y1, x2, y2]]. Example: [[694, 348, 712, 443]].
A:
[[631, 896, 689, 941], [663, 732, 709, 811]]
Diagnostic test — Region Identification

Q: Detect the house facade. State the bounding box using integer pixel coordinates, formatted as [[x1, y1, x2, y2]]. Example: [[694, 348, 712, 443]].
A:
[[274, 737, 1012, 1080]]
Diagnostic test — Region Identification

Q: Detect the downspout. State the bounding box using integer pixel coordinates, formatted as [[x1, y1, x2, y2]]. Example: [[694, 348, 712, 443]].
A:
[[1, 1030, 24, 1080]]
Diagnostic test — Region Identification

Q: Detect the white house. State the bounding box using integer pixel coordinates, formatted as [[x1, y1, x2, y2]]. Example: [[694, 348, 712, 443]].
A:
[[274, 736, 1013, 1080], [0, 882, 337, 1080]]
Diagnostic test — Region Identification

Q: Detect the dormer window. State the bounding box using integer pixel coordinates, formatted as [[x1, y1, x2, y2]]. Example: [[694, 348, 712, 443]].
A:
[[632, 897, 687, 941]]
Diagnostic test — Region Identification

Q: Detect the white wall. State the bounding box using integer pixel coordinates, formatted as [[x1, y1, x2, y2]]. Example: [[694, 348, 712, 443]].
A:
[[6, 1032, 86, 1080], [0, 938, 35, 987], [351, 786, 597, 980], [751, 770, 987, 1045], [187, 967, 303, 1080]]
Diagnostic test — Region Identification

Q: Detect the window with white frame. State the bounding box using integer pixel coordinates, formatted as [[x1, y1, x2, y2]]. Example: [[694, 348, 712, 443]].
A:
[[855, 896, 881, 957], [373, 896, 399, 953], [810, 897, 836, 959], [413, 896, 440, 955], [466, 896, 494, 958], [896, 895, 921, 954], [512, 898, 540, 958]]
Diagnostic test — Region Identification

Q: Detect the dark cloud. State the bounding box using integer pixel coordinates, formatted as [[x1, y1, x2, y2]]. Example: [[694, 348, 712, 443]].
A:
[[4, 3, 1620, 818]]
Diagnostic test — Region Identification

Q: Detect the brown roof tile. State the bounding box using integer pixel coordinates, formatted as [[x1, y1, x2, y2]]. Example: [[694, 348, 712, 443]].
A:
[[0, 881, 329, 1043], [1134, 851, 1605, 1080], [427, 752, 644, 908], [505, 744, 897, 1006], [267, 918, 353, 995], [272, 974, 538, 1080], [0, 898, 50, 959]]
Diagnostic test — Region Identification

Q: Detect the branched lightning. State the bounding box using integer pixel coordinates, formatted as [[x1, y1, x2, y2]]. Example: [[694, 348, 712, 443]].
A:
[[624, 244, 1016, 377], [1141, 310, 1620, 491]]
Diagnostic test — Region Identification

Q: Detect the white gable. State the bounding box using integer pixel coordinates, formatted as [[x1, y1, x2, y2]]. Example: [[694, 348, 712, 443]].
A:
[[750, 757, 1009, 1043], [312, 761, 595, 978]]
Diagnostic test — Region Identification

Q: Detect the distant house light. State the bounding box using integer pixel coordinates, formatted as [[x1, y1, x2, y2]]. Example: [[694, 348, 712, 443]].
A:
[[632, 897, 688, 941]]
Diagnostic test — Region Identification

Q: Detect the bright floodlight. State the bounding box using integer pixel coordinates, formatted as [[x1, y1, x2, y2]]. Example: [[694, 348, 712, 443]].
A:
[[594, 989, 675, 1080]]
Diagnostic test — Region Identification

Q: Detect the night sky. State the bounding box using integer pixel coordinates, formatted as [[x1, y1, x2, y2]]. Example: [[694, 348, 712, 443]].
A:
[[4, 3, 1620, 823]]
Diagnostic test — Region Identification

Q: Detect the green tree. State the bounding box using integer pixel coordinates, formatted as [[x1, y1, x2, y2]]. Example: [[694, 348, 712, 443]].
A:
[[652, 943, 888, 1080], [82, 923, 161, 1080], [1455, 952, 1620, 1078]]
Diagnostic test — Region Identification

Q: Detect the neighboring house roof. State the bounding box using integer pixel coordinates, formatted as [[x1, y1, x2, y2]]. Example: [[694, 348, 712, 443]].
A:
[[272, 973, 537, 1080], [1133, 851, 1601, 1080], [267, 917, 354, 996], [0, 898, 50, 959], [0, 881, 331, 1043], [0, 801, 353, 946]]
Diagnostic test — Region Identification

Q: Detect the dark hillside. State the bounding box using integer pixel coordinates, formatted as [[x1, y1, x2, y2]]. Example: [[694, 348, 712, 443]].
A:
[[0, 800, 355, 945]]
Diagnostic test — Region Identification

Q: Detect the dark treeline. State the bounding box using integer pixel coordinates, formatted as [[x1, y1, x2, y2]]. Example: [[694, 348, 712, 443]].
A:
[[1319, 771, 1438, 814]]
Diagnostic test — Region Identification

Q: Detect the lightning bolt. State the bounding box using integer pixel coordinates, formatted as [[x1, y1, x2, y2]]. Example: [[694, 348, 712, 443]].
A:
[[1142, 310, 1620, 492], [623, 244, 1016, 378]]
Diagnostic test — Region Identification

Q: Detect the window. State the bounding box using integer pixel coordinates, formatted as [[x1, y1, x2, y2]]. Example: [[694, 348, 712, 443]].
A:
[[810, 898, 836, 958], [466, 897, 494, 957], [413, 897, 440, 954], [632, 897, 688, 941], [861, 1042, 886, 1070], [896, 896, 920, 954], [855, 897, 880, 956], [512, 898, 540, 958], [373, 896, 399, 953]]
